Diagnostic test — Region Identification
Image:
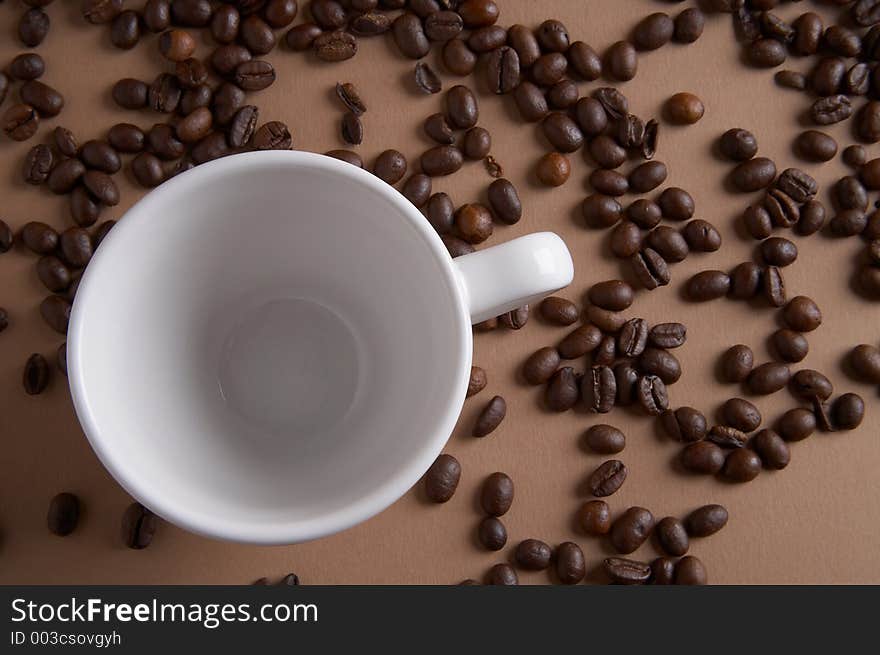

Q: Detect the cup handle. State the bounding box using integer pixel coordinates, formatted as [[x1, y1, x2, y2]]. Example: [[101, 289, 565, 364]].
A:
[[453, 232, 574, 324]]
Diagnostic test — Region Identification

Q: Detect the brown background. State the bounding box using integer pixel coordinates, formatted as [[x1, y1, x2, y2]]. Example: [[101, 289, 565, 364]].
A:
[[1, 0, 879, 584]]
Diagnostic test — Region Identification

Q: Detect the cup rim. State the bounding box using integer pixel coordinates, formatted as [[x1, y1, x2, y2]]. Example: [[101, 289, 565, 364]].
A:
[[67, 150, 473, 544]]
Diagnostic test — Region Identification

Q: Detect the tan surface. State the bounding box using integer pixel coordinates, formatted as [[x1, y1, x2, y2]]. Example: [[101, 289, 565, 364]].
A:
[[1, 1, 879, 585]]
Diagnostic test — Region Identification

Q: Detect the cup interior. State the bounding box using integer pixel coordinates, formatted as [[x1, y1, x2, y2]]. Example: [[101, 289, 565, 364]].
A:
[[69, 151, 471, 543]]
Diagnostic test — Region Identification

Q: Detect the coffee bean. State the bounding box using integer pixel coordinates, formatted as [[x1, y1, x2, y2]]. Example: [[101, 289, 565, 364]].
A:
[[518, 347, 558, 386], [811, 56, 846, 97], [652, 189, 692, 224], [630, 248, 670, 290], [777, 168, 817, 203], [481, 471, 513, 517], [791, 369, 833, 402], [210, 5, 239, 42], [604, 557, 651, 585], [719, 128, 758, 161], [759, 237, 797, 268], [722, 448, 762, 482], [647, 226, 689, 263], [442, 235, 474, 258], [584, 424, 625, 455], [587, 136, 624, 171], [49, 127, 77, 159], [131, 152, 164, 188], [336, 112, 361, 145], [122, 502, 156, 549], [546, 542, 585, 585], [22, 144, 54, 185], [633, 12, 673, 51], [654, 517, 688, 556], [458, 0, 498, 28], [571, 99, 606, 140], [421, 146, 464, 177], [36, 256, 71, 293], [792, 13, 822, 55], [576, 500, 610, 536], [478, 179, 521, 227], [47, 492, 80, 536], [445, 85, 478, 129], [681, 440, 724, 474], [39, 295, 70, 334], [537, 296, 577, 326], [555, 325, 600, 361], [749, 37, 786, 67], [170, 0, 210, 26], [813, 398, 835, 432], [796, 200, 826, 236], [513, 539, 552, 571], [606, 41, 637, 81], [795, 130, 837, 162], [424, 453, 460, 502], [82, 171, 119, 207], [629, 161, 667, 193], [545, 367, 580, 411], [673, 7, 704, 43], [832, 393, 865, 430], [642, 119, 659, 159], [590, 169, 628, 196], [46, 159, 84, 195], [473, 395, 506, 437], [609, 222, 642, 258], [837, 176, 868, 211], [674, 556, 707, 585], [424, 10, 462, 41], [775, 70, 806, 90], [721, 397, 762, 432], [3, 104, 39, 141], [747, 362, 791, 395], [777, 407, 816, 442], [158, 29, 195, 62], [419, 192, 454, 234], [636, 374, 668, 415], [686, 270, 730, 301], [763, 266, 786, 307], [59, 227, 92, 268], [781, 296, 821, 332], [110, 78, 145, 111], [582, 194, 622, 228], [811, 95, 852, 125], [665, 92, 704, 125], [753, 429, 790, 468], [78, 140, 120, 175], [240, 15, 276, 55], [616, 113, 645, 151], [285, 22, 322, 50], [23, 353, 50, 395], [846, 146, 868, 169], [20, 221, 57, 255], [588, 460, 627, 498], [588, 280, 634, 312], [731, 157, 777, 192], [455, 203, 492, 243], [541, 113, 584, 153], [468, 25, 506, 54], [771, 329, 809, 363], [147, 73, 181, 113], [473, 516, 508, 552], [438, 39, 475, 77], [391, 12, 429, 58], [147, 123, 184, 160], [850, 344, 880, 383], [141, 0, 170, 32], [615, 319, 646, 359], [232, 60, 275, 91], [370, 149, 406, 185], [583, 365, 616, 414], [661, 407, 707, 442], [546, 80, 577, 111], [530, 52, 567, 86], [647, 557, 675, 585], [610, 506, 654, 554], [314, 30, 357, 61], [682, 220, 721, 252], [10, 53, 45, 82], [486, 563, 517, 585], [499, 306, 529, 330], [830, 210, 867, 236], [19, 8, 50, 47], [462, 366, 487, 400]]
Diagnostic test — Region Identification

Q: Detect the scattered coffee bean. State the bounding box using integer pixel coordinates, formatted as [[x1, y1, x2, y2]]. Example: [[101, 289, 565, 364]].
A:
[[23, 353, 50, 395], [795, 130, 837, 162], [657, 188, 694, 222], [763, 266, 787, 307], [22, 144, 54, 185], [850, 344, 880, 383], [514, 539, 552, 570], [486, 563, 518, 585], [618, 318, 648, 357], [455, 203, 492, 243], [424, 453, 461, 503], [47, 492, 80, 536], [782, 296, 821, 332], [665, 92, 704, 125], [588, 460, 627, 497], [554, 542, 585, 584], [721, 397, 762, 432], [811, 95, 852, 125], [760, 237, 798, 268], [681, 440, 725, 474], [481, 472, 513, 517], [656, 517, 689, 556], [604, 557, 651, 585], [775, 70, 806, 90], [122, 502, 156, 549], [719, 128, 758, 162], [674, 556, 707, 585], [771, 329, 809, 363], [582, 365, 616, 414], [584, 424, 625, 455], [662, 407, 707, 443], [59, 227, 93, 268], [473, 395, 506, 437], [731, 157, 777, 192], [545, 367, 580, 412], [777, 407, 816, 442], [722, 448, 762, 482], [606, 41, 638, 81], [832, 393, 865, 430], [523, 347, 560, 385], [3, 104, 39, 141], [629, 161, 667, 193], [314, 31, 358, 62], [40, 295, 71, 334], [578, 499, 611, 535], [630, 248, 670, 289], [686, 270, 730, 301], [558, 324, 602, 359], [610, 506, 654, 554], [796, 200, 826, 236], [421, 145, 464, 177], [535, 152, 570, 187], [19, 8, 50, 47], [478, 516, 507, 551], [647, 226, 689, 263], [372, 149, 407, 185], [531, 52, 567, 86], [753, 429, 791, 469], [446, 85, 478, 129]]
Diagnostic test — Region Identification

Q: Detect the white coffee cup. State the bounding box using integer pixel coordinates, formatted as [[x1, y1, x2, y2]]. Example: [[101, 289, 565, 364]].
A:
[[67, 150, 573, 544]]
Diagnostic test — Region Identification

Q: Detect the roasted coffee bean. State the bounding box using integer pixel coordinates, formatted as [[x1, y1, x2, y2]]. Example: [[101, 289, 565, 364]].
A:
[[113, 78, 148, 110], [533, 19, 568, 53], [850, 344, 880, 383], [584, 424, 625, 455], [176, 59, 208, 89], [814, 398, 835, 431], [777, 407, 816, 442], [775, 70, 806, 90], [749, 38, 786, 67], [211, 5, 239, 42], [763, 266, 786, 307], [47, 158, 85, 194], [514, 539, 552, 570], [410, 62, 442, 95], [673, 7, 704, 43], [147, 73, 181, 113], [753, 429, 790, 468], [588, 460, 627, 498], [582, 366, 616, 414], [477, 516, 507, 551], [59, 227, 93, 267], [647, 226, 689, 263], [642, 119, 659, 159], [372, 149, 407, 185], [285, 22, 321, 50], [661, 407, 707, 442], [80, 140, 121, 174], [547, 80, 578, 110], [590, 169, 628, 196], [445, 85, 478, 129], [441, 38, 476, 76], [424, 10, 462, 41], [588, 136, 626, 170], [23, 353, 49, 394], [468, 25, 506, 53], [512, 82, 549, 122], [836, 176, 868, 211], [610, 221, 643, 258], [636, 375, 668, 415], [775, 169, 816, 204], [795, 130, 837, 163], [442, 235, 474, 258], [674, 556, 708, 585], [646, 323, 685, 350], [421, 146, 464, 177], [796, 200, 826, 236], [424, 453, 460, 502], [22, 144, 54, 185], [19, 8, 50, 47], [455, 203, 492, 243], [686, 270, 730, 301], [340, 112, 363, 145], [486, 179, 521, 225], [682, 220, 721, 252], [314, 30, 357, 61], [69, 187, 100, 227], [425, 192, 454, 233], [582, 194, 623, 228], [170, 0, 210, 26], [610, 507, 654, 554], [614, 362, 640, 402], [400, 174, 431, 209], [722, 448, 761, 482], [82, 171, 119, 206], [20, 222, 57, 254], [604, 557, 651, 585], [824, 25, 861, 58], [588, 280, 633, 312], [731, 157, 776, 192], [227, 105, 258, 148], [681, 440, 725, 474], [465, 365, 488, 398], [309, 0, 345, 29], [3, 104, 39, 141], [542, 113, 584, 153], [473, 395, 506, 437], [830, 210, 867, 236], [782, 296, 821, 332], [233, 60, 275, 91], [811, 95, 852, 125], [593, 88, 628, 122], [51, 127, 77, 159], [573, 99, 606, 138], [630, 248, 669, 290], [551, 542, 585, 585], [325, 150, 363, 169], [615, 114, 644, 149], [531, 52, 567, 86], [760, 237, 797, 268], [423, 113, 455, 145], [240, 15, 276, 55], [748, 362, 791, 395], [558, 324, 602, 359], [617, 319, 648, 358], [10, 53, 45, 81], [649, 557, 676, 585], [499, 306, 529, 330], [131, 152, 164, 187], [484, 46, 519, 95], [629, 161, 667, 193], [578, 499, 611, 536], [626, 198, 662, 231], [665, 92, 704, 125], [539, 297, 578, 325], [47, 492, 79, 536], [122, 502, 156, 549], [486, 563, 517, 586], [392, 12, 429, 59], [481, 472, 513, 517], [606, 41, 637, 81], [771, 329, 809, 363], [458, 0, 498, 28], [142, 0, 170, 32], [656, 517, 689, 556], [790, 12, 822, 54], [811, 57, 846, 97], [147, 123, 184, 160], [545, 367, 579, 411], [719, 128, 757, 162], [633, 12, 673, 51], [656, 188, 694, 222], [40, 295, 71, 334], [845, 63, 871, 96], [158, 29, 195, 62], [832, 393, 865, 430], [593, 335, 616, 367], [92, 220, 115, 250], [791, 369, 833, 402], [721, 398, 761, 432]]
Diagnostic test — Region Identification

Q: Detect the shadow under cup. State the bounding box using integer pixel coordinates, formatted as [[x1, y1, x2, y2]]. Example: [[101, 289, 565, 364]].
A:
[[69, 152, 471, 543]]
